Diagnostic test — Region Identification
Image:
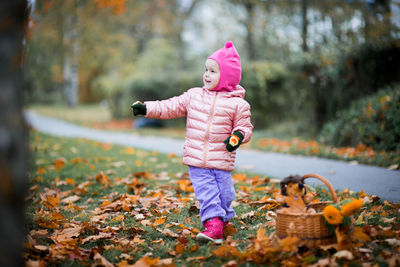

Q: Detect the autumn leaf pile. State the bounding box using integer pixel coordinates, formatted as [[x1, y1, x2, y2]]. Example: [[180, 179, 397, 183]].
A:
[[25, 131, 400, 266]]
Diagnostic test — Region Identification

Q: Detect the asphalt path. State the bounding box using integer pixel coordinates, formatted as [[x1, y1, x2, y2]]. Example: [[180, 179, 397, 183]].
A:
[[25, 111, 400, 202]]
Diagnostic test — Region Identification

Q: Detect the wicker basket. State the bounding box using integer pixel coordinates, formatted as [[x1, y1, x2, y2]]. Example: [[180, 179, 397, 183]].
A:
[[276, 174, 338, 248]]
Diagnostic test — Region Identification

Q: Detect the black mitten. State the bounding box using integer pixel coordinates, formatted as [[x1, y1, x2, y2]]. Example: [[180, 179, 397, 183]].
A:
[[224, 131, 244, 152], [131, 101, 146, 116]]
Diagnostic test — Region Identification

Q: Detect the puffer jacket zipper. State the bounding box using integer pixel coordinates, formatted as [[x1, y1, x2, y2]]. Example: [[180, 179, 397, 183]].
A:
[[203, 92, 218, 168]]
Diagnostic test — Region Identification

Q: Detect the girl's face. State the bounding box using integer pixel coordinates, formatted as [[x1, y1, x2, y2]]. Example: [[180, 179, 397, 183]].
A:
[[203, 59, 220, 90]]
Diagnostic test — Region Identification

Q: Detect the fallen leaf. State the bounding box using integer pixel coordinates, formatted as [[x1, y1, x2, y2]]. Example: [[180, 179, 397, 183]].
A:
[[82, 232, 113, 244], [34, 245, 48, 252], [153, 217, 167, 226], [53, 157, 67, 170], [277, 236, 299, 252], [131, 256, 159, 267], [25, 260, 46, 267], [158, 228, 179, 238], [222, 260, 238, 267], [111, 161, 126, 167], [352, 227, 371, 242], [123, 147, 135, 155], [93, 252, 114, 267], [385, 239, 400, 246], [334, 250, 353, 260], [61, 195, 80, 204], [387, 164, 398, 170]]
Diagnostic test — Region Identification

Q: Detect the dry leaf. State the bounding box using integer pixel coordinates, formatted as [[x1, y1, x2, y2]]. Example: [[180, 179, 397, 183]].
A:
[[61, 195, 80, 204], [34, 245, 48, 252], [53, 157, 67, 170], [352, 227, 371, 242], [277, 236, 299, 252], [93, 252, 114, 267], [82, 232, 112, 244], [385, 239, 400, 246], [222, 260, 238, 267], [25, 260, 47, 267], [158, 228, 178, 238], [131, 256, 159, 267], [334, 250, 354, 260], [153, 217, 167, 226]]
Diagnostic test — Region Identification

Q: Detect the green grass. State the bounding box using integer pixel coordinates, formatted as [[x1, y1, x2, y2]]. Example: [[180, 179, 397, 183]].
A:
[[25, 131, 278, 265], [25, 131, 400, 266], [28, 104, 112, 126]]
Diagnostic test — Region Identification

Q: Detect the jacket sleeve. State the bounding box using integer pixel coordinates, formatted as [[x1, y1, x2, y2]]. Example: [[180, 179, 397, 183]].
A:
[[232, 100, 253, 144], [144, 90, 190, 120]]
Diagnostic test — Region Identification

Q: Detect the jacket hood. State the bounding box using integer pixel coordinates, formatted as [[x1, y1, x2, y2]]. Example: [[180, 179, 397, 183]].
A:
[[208, 41, 241, 92]]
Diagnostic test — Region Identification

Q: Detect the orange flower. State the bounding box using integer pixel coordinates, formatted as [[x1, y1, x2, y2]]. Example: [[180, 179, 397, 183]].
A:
[[323, 205, 343, 225], [229, 135, 240, 146], [341, 199, 363, 216]]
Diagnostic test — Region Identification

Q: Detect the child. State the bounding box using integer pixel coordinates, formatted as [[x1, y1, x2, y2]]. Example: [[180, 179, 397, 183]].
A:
[[131, 41, 253, 244]]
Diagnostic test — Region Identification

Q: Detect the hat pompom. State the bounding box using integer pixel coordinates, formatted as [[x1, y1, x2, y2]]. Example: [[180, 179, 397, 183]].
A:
[[225, 41, 233, 48]]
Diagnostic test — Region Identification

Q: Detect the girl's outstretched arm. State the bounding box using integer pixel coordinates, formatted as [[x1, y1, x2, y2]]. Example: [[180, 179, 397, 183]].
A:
[[144, 90, 190, 120]]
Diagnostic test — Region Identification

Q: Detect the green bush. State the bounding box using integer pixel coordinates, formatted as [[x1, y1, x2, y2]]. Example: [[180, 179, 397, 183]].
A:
[[242, 61, 304, 129], [319, 84, 400, 152], [287, 40, 400, 131]]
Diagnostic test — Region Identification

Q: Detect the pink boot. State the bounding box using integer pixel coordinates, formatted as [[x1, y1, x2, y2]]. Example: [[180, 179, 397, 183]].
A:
[[196, 217, 223, 244]]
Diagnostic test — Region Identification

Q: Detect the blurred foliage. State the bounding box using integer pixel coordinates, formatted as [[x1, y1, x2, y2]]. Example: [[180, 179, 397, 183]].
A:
[[319, 84, 400, 152], [285, 39, 400, 133], [24, 0, 400, 146], [94, 38, 200, 118], [241, 61, 291, 128]]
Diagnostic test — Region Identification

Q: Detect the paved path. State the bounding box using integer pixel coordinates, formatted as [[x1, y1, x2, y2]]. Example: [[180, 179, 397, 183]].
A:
[[25, 111, 400, 202]]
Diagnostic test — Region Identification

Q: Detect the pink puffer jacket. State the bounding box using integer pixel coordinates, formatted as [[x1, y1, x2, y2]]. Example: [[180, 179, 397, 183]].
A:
[[144, 85, 253, 171]]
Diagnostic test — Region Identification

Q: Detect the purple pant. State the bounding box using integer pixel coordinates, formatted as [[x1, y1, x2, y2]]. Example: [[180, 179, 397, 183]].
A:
[[189, 166, 236, 225]]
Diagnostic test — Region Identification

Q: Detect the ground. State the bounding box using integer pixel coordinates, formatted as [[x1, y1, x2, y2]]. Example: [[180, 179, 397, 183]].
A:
[[24, 131, 400, 266]]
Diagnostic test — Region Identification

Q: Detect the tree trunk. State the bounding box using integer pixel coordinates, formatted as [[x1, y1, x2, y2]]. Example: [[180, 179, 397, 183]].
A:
[[0, 1, 29, 266], [245, 1, 257, 60], [301, 0, 309, 52], [63, 0, 79, 107]]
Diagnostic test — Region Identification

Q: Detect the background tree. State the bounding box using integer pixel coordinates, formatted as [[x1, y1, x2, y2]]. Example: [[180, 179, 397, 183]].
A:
[[0, 1, 29, 266]]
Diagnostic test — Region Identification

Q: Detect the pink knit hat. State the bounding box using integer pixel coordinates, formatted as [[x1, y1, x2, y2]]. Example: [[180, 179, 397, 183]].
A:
[[208, 41, 241, 92]]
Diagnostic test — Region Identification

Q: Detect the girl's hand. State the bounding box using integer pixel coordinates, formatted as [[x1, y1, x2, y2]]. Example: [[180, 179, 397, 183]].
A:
[[131, 101, 146, 116], [224, 131, 244, 152]]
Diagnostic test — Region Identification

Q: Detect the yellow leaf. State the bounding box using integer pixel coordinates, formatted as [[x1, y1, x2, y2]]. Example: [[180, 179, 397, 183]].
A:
[[124, 147, 135, 155], [65, 178, 76, 186], [153, 217, 167, 226], [175, 242, 186, 254], [132, 256, 160, 267], [53, 158, 66, 170], [256, 228, 268, 242], [232, 173, 246, 182], [277, 236, 299, 252], [36, 167, 46, 174], [212, 244, 242, 258], [352, 227, 371, 242], [110, 215, 124, 223]]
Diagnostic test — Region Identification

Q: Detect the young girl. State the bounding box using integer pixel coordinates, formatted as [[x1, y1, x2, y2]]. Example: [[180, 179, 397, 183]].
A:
[[131, 41, 253, 244]]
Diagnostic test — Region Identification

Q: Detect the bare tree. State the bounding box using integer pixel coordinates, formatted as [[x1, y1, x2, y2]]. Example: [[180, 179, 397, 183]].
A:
[[0, 0, 29, 266], [63, 0, 80, 107], [301, 0, 309, 52]]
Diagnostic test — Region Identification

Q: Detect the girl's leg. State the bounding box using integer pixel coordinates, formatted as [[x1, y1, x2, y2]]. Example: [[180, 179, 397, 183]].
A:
[[189, 166, 226, 225], [214, 169, 236, 222]]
